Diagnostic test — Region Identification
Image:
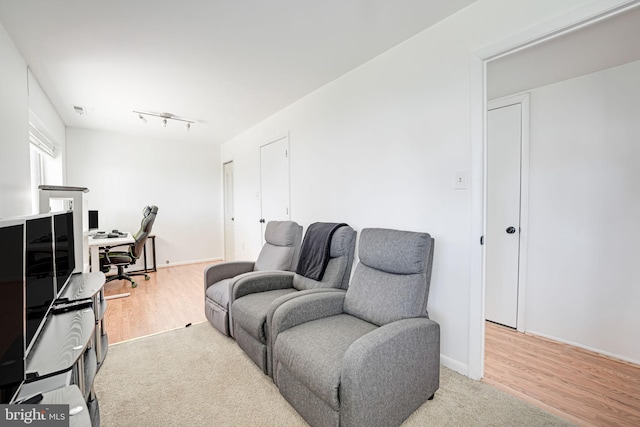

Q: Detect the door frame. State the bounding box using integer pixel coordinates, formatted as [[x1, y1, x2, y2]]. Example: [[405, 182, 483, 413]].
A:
[[468, 0, 640, 380], [487, 93, 530, 333]]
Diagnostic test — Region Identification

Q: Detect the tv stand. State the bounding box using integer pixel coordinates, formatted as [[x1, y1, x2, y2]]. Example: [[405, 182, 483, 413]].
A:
[[14, 272, 108, 426]]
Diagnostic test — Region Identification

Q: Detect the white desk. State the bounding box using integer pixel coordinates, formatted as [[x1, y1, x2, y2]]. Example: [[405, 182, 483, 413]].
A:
[[87, 233, 134, 273]]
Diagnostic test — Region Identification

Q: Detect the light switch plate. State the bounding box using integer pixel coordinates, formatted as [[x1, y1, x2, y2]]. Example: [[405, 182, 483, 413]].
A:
[[454, 170, 467, 190]]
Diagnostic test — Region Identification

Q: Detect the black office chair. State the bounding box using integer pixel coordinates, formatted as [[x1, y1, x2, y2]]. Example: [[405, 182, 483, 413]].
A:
[[100, 205, 158, 288]]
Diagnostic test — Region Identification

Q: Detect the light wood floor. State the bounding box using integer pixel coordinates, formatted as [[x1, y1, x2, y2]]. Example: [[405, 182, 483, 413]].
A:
[[484, 321, 640, 427], [103, 263, 640, 426], [102, 262, 210, 343]]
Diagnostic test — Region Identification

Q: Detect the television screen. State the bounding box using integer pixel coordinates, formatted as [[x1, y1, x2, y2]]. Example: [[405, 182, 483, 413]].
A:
[[25, 216, 55, 353], [0, 222, 25, 404], [53, 211, 75, 295]]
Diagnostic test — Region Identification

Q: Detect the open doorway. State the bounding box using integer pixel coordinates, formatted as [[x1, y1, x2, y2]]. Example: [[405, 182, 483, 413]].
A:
[[479, 3, 640, 425]]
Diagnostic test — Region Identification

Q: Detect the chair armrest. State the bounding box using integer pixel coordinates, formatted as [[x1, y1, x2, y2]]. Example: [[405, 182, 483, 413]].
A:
[[265, 288, 345, 377], [231, 271, 296, 301], [270, 290, 346, 384], [341, 318, 440, 427], [203, 261, 255, 291], [227, 271, 295, 337], [101, 243, 132, 253], [270, 290, 346, 342]]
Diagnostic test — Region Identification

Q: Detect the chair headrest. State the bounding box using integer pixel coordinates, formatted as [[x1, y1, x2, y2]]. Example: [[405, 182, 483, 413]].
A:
[[329, 226, 356, 258], [265, 221, 301, 247], [358, 228, 433, 275], [143, 205, 158, 216]]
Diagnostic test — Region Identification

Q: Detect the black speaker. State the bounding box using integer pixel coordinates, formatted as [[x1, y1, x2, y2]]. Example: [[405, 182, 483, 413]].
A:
[[88, 210, 99, 230]]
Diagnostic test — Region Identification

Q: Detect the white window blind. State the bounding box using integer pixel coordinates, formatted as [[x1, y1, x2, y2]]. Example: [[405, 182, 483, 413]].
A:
[[29, 121, 56, 157]]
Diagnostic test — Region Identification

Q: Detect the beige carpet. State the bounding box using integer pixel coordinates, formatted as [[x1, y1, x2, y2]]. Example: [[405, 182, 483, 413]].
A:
[[94, 322, 574, 426]]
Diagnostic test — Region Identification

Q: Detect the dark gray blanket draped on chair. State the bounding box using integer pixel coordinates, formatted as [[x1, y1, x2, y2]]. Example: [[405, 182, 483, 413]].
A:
[[295, 222, 348, 281]]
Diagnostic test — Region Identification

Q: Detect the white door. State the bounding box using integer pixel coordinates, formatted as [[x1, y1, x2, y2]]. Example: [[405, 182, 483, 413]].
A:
[[260, 135, 290, 239], [223, 161, 235, 261], [485, 100, 524, 329]]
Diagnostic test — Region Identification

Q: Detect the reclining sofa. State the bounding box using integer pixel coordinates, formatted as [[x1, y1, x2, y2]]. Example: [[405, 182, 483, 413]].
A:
[[269, 228, 438, 427], [204, 221, 303, 336], [230, 223, 356, 374]]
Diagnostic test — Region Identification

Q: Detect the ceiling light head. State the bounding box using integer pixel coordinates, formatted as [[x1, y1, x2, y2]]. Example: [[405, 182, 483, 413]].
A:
[[133, 110, 195, 130], [73, 105, 87, 116]]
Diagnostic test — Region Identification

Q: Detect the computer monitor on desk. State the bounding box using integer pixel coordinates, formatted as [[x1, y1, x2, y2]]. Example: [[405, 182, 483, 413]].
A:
[[88, 210, 99, 230]]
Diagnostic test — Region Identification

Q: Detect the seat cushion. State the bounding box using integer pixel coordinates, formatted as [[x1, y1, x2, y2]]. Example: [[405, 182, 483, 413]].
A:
[[232, 288, 297, 343], [273, 314, 377, 411], [100, 251, 132, 265], [205, 278, 232, 308]]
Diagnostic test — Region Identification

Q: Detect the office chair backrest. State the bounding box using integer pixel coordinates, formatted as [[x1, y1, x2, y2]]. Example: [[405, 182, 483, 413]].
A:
[[130, 205, 158, 260]]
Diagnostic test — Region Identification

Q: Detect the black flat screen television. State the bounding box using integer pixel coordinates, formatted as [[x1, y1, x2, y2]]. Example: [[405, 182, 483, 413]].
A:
[[53, 211, 75, 295], [24, 215, 55, 354], [0, 221, 25, 404]]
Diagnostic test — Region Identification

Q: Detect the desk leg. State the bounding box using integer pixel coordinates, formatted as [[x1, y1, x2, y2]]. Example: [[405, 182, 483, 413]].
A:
[[90, 246, 100, 273]]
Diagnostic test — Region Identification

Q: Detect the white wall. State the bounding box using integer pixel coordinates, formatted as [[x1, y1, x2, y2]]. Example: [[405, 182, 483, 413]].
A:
[[0, 22, 30, 217], [0, 21, 67, 218], [66, 128, 223, 266], [221, 0, 604, 374], [524, 59, 640, 363]]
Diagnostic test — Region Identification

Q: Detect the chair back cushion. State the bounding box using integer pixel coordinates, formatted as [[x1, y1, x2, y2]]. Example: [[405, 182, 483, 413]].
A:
[[292, 225, 356, 291], [130, 205, 158, 259], [254, 221, 303, 271], [343, 228, 434, 326]]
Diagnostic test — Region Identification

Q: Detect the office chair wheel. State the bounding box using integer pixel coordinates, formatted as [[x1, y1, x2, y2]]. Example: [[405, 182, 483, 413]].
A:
[[144, 274, 150, 281], [131, 281, 138, 288]]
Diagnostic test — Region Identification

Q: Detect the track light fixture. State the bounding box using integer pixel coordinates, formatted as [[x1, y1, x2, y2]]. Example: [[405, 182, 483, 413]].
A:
[[134, 110, 194, 131]]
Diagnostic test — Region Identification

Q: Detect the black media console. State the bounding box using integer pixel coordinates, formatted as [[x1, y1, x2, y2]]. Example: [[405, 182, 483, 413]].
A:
[[13, 272, 108, 427]]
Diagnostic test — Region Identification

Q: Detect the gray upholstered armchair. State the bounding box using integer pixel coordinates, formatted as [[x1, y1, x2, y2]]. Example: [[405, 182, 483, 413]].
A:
[[269, 228, 438, 427], [230, 223, 356, 375], [204, 221, 303, 336]]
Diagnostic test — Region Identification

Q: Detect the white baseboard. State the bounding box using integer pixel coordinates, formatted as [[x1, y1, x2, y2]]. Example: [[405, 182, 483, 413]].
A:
[[441, 354, 469, 377], [526, 330, 640, 367], [156, 258, 223, 268]]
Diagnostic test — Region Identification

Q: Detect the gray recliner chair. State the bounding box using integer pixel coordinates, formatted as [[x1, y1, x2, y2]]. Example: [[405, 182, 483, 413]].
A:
[[230, 223, 357, 375], [270, 228, 438, 427], [204, 221, 303, 336]]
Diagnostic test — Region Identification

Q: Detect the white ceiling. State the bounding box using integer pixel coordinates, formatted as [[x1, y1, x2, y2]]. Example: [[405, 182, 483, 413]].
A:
[[488, 6, 640, 100], [0, 0, 477, 145]]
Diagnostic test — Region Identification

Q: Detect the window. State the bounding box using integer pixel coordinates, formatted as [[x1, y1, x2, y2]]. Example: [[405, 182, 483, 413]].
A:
[[28, 120, 57, 213]]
